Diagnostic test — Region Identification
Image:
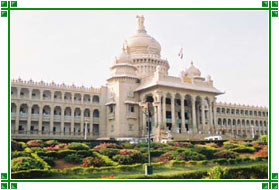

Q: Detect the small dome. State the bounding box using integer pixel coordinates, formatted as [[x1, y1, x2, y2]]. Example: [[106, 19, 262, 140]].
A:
[[115, 50, 131, 64], [125, 15, 161, 56], [185, 61, 201, 77]]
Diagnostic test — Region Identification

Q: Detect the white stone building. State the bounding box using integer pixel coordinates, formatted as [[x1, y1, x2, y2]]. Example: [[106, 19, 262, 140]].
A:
[[11, 15, 268, 141]]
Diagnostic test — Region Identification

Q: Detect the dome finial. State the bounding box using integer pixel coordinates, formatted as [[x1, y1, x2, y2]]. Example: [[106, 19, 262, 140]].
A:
[[191, 60, 194, 65], [136, 15, 146, 33]]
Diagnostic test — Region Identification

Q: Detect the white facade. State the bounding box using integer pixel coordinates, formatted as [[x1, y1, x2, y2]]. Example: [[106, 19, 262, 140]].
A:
[[11, 15, 268, 141]]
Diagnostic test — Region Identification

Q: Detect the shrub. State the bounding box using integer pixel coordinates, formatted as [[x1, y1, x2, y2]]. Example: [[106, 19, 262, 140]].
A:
[[94, 143, 123, 149], [64, 153, 83, 164], [168, 142, 194, 148], [213, 150, 238, 159], [157, 152, 175, 162], [212, 158, 229, 165], [208, 166, 228, 179], [93, 152, 118, 166], [121, 142, 135, 149], [112, 149, 147, 165], [76, 150, 94, 157], [255, 156, 268, 161], [254, 145, 268, 157], [56, 149, 76, 158], [68, 143, 89, 151], [257, 135, 268, 145], [11, 157, 44, 172], [150, 150, 165, 157], [173, 150, 206, 161], [12, 151, 30, 159], [82, 156, 107, 167], [232, 146, 256, 154], [205, 143, 219, 148], [30, 147, 43, 152], [27, 140, 44, 147], [11, 140, 25, 151], [45, 140, 59, 147], [195, 145, 218, 159], [41, 156, 55, 167], [45, 143, 68, 151], [112, 155, 133, 165], [222, 141, 239, 149], [97, 148, 120, 158], [222, 164, 268, 179]]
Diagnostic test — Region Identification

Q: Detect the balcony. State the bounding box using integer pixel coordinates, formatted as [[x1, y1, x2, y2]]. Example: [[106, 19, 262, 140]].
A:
[[31, 114, 40, 120], [108, 113, 115, 120], [64, 115, 71, 122], [11, 112, 16, 119], [54, 115, 61, 121], [74, 116, 81, 122], [42, 114, 50, 121], [19, 113, 28, 119]]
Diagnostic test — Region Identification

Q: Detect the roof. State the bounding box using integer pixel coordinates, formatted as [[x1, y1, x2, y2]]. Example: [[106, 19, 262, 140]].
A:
[[135, 75, 223, 95]]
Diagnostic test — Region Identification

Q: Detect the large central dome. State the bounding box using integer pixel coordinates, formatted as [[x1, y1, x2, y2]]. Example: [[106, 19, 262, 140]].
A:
[[125, 15, 161, 56]]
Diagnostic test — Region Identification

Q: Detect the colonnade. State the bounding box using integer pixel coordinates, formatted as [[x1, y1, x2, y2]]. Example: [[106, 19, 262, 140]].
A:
[[140, 91, 216, 136]]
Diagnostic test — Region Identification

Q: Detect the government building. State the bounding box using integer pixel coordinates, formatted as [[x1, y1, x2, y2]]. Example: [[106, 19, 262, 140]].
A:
[[11, 15, 268, 142]]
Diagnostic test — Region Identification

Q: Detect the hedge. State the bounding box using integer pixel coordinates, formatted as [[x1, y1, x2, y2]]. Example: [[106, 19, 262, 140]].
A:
[[11, 162, 267, 179], [122, 164, 268, 179]]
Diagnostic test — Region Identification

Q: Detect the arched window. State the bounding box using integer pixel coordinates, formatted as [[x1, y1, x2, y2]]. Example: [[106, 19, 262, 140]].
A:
[[54, 106, 61, 116], [93, 109, 99, 118], [31, 104, 39, 114], [64, 107, 71, 116], [84, 108, 90, 117]]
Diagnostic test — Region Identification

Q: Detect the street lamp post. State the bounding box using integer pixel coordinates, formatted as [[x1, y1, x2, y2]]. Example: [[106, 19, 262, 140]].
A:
[[139, 101, 153, 175]]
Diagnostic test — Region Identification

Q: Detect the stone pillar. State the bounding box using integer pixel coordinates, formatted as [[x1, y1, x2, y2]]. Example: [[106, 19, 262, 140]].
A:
[[71, 107, 74, 136], [80, 109, 84, 136], [38, 106, 43, 135], [50, 105, 54, 135], [61, 107, 64, 136], [17, 88, 21, 98], [191, 96, 197, 133], [213, 100, 217, 133], [158, 96, 162, 128], [209, 101, 213, 135], [201, 99, 206, 134], [90, 112, 93, 136], [171, 95, 176, 132], [162, 95, 166, 129], [27, 104, 32, 134], [181, 96, 186, 133], [15, 104, 20, 134]]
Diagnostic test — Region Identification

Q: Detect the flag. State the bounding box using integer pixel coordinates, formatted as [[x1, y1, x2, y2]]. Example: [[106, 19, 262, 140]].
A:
[[178, 48, 183, 59]]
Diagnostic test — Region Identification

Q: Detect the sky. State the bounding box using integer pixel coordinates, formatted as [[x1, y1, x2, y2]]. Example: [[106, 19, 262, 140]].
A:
[[11, 11, 269, 107]]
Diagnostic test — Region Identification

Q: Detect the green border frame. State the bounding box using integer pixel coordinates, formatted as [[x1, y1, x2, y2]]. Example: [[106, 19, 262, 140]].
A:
[[1, 0, 279, 189]]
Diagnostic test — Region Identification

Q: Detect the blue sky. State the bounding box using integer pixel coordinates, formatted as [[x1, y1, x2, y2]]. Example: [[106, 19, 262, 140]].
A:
[[11, 11, 268, 106]]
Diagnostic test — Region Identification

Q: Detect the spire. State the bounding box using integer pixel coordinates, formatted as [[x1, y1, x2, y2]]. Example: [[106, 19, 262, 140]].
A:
[[136, 15, 146, 33]]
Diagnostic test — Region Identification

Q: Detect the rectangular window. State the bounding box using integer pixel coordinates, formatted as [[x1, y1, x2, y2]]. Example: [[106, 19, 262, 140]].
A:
[[109, 105, 114, 113], [129, 105, 135, 113], [166, 98, 171, 105]]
